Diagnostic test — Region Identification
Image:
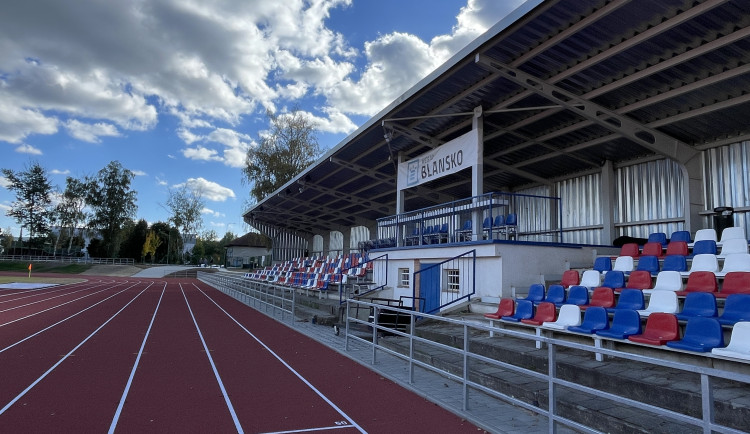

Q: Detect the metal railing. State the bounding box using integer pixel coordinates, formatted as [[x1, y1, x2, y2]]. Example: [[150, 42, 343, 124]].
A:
[[198, 271, 297, 326], [0, 255, 135, 265], [412, 249, 475, 314], [339, 253, 389, 305], [344, 299, 750, 434]]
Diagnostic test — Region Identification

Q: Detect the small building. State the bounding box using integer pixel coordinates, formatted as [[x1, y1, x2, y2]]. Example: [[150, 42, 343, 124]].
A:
[[224, 232, 272, 268]]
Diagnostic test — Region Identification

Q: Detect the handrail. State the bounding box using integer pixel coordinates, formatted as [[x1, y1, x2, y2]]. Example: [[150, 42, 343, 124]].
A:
[[339, 253, 388, 305], [0, 255, 135, 265], [412, 249, 475, 314]]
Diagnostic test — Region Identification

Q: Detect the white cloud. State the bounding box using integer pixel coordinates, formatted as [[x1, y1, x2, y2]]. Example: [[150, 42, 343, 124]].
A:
[[15, 144, 43, 155], [65, 120, 121, 143], [155, 176, 168, 186], [201, 207, 226, 218], [0, 177, 10, 189], [131, 170, 147, 176], [181, 145, 223, 163], [50, 169, 71, 175], [175, 177, 235, 202]]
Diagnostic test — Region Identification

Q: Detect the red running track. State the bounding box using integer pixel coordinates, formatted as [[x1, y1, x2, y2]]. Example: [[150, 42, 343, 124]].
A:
[[0, 275, 481, 433]]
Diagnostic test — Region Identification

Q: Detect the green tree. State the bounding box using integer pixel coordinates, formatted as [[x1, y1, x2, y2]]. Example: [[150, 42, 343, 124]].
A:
[[86, 161, 137, 257], [54, 176, 88, 255], [119, 219, 149, 261], [242, 108, 322, 202], [142, 230, 162, 264], [2, 161, 54, 249], [165, 184, 204, 255]]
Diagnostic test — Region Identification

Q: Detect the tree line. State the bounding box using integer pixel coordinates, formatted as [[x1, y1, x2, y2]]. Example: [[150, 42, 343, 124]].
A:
[[1, 160, 233, 264]]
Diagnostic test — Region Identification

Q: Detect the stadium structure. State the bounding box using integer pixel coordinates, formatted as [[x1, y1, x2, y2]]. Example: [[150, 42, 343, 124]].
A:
[[234, 1, 750, 431]]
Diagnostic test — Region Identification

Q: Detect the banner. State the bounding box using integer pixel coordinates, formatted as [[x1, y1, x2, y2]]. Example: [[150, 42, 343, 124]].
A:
[[397, 129, 479, 191]]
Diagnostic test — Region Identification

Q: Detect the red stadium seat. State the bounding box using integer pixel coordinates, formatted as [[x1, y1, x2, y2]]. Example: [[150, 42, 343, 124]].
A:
[[484, 298, 515, 319], [619, 242, 640, 258], [560, 269, 580, 288], [675, 271, 718, 296], [581, 287, 615, 310], [716, 271, 750, 299], [521, 302, 557, 326], [628, 313, 680, 345], [641, 242, 664, 258]]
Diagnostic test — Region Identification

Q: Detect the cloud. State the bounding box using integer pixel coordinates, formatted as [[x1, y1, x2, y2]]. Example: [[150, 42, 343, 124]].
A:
[[131, 170, 147, 176], [15, 144, 43, 155], [50, 169, 71, 175], [201, 207, 226, 218], [175, 177, 235, 202], [155, 176, 168, 186], [65, 119, 121, 143], [0, 177, 10, 189]]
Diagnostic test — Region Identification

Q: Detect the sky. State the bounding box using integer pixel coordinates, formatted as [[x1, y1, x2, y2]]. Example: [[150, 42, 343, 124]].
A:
[[0, 0, 526, 239]]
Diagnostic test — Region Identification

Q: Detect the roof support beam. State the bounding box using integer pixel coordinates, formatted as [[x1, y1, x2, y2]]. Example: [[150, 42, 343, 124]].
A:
[[475, 54, 700, 165]]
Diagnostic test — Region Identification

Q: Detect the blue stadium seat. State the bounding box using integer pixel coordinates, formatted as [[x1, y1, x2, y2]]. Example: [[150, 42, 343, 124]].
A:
[[596, 309, 642, 339], [518, 283, 545, 303], [561, 285, 589, 307], [670, 230, 692, 244], [676, 292, 718, 321], [692, 240, 717, 256], [601, 270, 625, 290], [661, 255, 687, 272], [501, 299, 533, 322], [666, 317, 724, 352], [593, 256, 612, 273], [648, 232, 668, 247], [607, 288, 644, 313], [568, 306, 609, 334], [539, 284, 565, 305], [635, 255, 660, 274], [718, 294, 750, 326]]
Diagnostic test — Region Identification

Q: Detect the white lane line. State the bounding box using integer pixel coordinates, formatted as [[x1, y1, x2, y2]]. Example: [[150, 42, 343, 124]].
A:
[[0, 284, 111, 312], [0, 286, 150, 416], [0, 281, 136, 328], [0, 279, 100, 299], [180, 284, 244, 434], [194, 284, 366, 434], [0, 281, 149, 354], [108, 284, 166, 434], [260, 424, 358, 433]]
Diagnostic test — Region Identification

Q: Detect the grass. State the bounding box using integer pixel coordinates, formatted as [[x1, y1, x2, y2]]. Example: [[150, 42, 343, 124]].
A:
[[0, 261, 92, 285]]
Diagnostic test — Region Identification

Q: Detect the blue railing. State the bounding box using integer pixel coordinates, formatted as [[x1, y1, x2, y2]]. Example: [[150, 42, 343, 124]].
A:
[[412, 249, 476, 314]]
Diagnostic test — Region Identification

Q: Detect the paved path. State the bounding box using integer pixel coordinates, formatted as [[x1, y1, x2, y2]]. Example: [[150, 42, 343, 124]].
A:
[[130, 266, 197, 278]]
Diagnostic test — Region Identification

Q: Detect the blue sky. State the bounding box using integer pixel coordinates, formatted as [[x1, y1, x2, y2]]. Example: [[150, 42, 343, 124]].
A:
[[0, 0, 525, 239]]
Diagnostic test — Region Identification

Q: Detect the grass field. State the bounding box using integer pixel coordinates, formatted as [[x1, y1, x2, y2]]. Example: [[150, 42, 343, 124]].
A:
[[0, 261, 91, 285]]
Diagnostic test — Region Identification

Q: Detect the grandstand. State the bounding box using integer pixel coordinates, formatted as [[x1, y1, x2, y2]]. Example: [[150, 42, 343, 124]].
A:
[[234, 1, 750, 432]]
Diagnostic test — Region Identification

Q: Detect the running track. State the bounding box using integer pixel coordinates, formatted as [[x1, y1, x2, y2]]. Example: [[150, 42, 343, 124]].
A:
[[0, 275, 481, 433]]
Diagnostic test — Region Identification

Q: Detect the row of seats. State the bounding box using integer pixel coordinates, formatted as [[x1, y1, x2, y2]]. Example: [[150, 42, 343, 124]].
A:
[[457, 213, 519, 241], [620, 238, 748, 260], [484, 299, 750, 359], [244, 253, 372, 293], [639, 227, 746, 248], [596, 251, 750, 277]]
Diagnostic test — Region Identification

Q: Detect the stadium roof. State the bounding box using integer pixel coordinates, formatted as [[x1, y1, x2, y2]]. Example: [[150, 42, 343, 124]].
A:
[[245, 0, 750, 234]]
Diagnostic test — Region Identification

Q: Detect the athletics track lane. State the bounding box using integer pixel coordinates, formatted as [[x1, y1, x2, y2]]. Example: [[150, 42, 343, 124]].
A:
[[0, 281, 156, 429]]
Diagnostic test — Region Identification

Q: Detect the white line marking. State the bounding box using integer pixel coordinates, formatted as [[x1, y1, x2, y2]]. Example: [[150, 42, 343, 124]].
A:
[[0, 281, 147, 354], [0, 286, 150, 416], [260, 424, 357, 433], [194, 284, 366, 434], [108, 284, 166, 434], [0, 279, 100, 299], [180, 284, 245, 434], [0, 283, 110, 312], [0, 281, 137, 328]]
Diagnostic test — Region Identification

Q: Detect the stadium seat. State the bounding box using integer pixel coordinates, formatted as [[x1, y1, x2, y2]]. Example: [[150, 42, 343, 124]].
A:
[[712, 322, 750, 361], [502, 299, 534, 322], [539, 284, 566, 305], [692, 240, 717, 256], [682, 253, 719, 276], [562, 285, 589, 307], [456, 219, 472, 242], [613, 256, 634, 273], [717, 238, 749, 258], [521, 302, 557, 326], [481, 216, 493, 239], [593, 256, 612, 273], [484, 298, 515, 319], [635, 255, 660, 275], [670, 230, 691, 244], [580, 270, 601, 289], [716, 253, 750, 277], [718, 226, 746, 247], [716, 271, 750, 299], [490, 214, 505, 239], [601, 270, 625, 290], [607, 288, 645, 313], [568, 306, 609, 334], [628, 313, 680, 345], [717, 294, 750, 326], [665, 241, 689, 257], [560, 269, 580, 288], [638, 290, 679, 316], [619, 242, 640, 258], [691, 228, 717, 246], [596, 309, 642, 339], [542, 304, 582, 330], [641, 242, 664, 258], [498, 213, 517, 240], [651, 273, 683, 297], [581, 287, 615, 310], [518, 283, 545, 303], [676, 292, 717, 321], [661, 255, 687, 272], [625, 270, 652, 291], [666, 317, 723, 352], [436, 223, 449, 243], [675, 271, 718, 296], [648, 232, 668, 247]]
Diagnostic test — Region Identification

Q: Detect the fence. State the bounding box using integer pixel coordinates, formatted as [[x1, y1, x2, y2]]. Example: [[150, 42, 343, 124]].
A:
[[0, 255, 135, 265], [344, 299, 750, 433], [197, 271, 297, 326]]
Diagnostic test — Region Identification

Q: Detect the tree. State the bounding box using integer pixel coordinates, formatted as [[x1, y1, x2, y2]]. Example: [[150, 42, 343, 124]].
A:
[[242, 108, 322, 202], [54, 176, 88, 255], [86, 161, 137, 257], [165, 184, 204, 239], [2, 161, 54, 248], [119, 219, 149, 261], [142, 230, 162, 264]]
